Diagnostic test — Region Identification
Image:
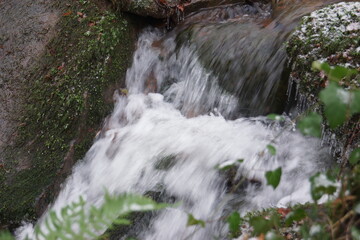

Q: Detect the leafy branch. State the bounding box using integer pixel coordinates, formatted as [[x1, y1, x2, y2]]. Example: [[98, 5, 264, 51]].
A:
[[2, 193, 169, 240]]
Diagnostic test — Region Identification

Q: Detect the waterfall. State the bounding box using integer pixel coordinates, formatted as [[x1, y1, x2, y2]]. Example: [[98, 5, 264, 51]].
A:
[[17, 4, 333, 239]]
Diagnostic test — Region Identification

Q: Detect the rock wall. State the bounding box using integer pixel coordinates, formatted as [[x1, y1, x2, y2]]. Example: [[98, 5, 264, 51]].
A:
[[0, 0, 138, 230], [110, 0, 270, 19], [0, 0, 60, 171]]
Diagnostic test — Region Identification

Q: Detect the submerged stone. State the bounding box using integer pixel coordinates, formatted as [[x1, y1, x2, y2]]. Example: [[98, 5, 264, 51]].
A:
[[155, 155, 177, 170]]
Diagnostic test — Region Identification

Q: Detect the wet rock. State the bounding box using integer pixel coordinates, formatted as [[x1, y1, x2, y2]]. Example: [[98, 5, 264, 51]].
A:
[[286, 2, 360, 159], [169, 0, 356, 117], [0, 0, 61, 230], [0, 0, 138, 229], [218, 164, 262, 194], [154, 155, 177, 170], [104, 190, 176, 239], [110, 0, 176, 18], [0, 0, 60, 167], [111, 0, 271, 19], [171, 2, 290, 116], [287, 1, 360, 101]]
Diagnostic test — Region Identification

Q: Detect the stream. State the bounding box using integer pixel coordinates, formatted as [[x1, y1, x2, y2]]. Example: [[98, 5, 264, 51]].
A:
[[17, 1, 337, 239]]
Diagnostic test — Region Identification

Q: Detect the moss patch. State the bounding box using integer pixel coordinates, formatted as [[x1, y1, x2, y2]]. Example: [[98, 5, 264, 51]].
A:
[[286, 2, 360, 159], [286, 2, 360, 101], [0, 0, 136, 228]]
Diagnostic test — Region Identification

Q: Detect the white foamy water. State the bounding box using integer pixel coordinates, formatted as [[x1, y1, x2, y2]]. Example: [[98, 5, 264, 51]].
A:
[[17, 29, 331, 240]]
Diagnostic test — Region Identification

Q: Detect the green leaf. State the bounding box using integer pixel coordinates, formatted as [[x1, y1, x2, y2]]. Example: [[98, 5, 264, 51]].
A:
[[187, 214, 205, 228], [267, 145, 276, 156], [33, 193, 169, 240], [285, 208, 306, 226], [112, 218, 131, 225], [352, 227, 360, 240], [216, 163, 235, 171], [312, 61, 331, 76], [249, 216, 273, 236], [0, 231, 15, 240], [265, 167, 282, 189], [349, 148, 360, 165], [267, 114, 285, 121], [312, 61, 357, 82], [310, 173, 338, 201], [326, 166, 340, 180], [319, 82, 349, 128], [350, 90, 360, 114], [297, 112, 322, 137], [216, 159, 243, 171], [329, 65, 357, 82], [227, 212, 242, 237]]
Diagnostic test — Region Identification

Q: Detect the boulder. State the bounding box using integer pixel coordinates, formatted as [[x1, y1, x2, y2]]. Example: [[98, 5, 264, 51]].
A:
[[0, 0, 138, 230], [111, 0, 270, 19], [286, 2, 360, 159], [110, 0, 177, 18]]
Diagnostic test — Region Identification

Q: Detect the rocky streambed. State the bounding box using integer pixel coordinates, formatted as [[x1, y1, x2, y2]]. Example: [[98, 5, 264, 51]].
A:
[[0, 0, 359, 237]]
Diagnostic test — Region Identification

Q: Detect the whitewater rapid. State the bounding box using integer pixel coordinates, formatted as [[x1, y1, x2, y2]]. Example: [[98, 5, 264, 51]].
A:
[[17, 29, 331, 240]]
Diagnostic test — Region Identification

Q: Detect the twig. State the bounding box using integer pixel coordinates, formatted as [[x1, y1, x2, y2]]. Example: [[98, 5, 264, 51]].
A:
[[332, 210, 354, 233], [325, 214, 335, 240], [345, 215, 355, 240]]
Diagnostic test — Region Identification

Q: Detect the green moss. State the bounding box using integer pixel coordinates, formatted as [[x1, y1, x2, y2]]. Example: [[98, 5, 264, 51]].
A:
[[129, 0, 152, 11], [285, 2, 360, 160], [0, 0, 136, 227], [286, 3, 360, 99]]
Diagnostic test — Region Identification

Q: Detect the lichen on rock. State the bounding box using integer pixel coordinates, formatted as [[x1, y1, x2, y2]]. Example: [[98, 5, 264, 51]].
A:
[[110, 0, 179, 18], [287, 2, 360, 101], [110, 0, 266, 20], [286, 1, 360, 159], [0, 0, 137, 230]]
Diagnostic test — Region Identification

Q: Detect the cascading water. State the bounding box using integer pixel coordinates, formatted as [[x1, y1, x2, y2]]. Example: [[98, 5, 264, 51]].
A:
[[17, 2, 338, 239]]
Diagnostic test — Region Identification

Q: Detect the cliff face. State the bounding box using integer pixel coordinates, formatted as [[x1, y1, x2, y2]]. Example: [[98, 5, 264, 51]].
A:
[[0, 0, 138, 230]]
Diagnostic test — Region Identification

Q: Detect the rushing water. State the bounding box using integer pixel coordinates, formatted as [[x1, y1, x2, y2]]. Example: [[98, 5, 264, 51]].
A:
[[17, 2, 337, 239]]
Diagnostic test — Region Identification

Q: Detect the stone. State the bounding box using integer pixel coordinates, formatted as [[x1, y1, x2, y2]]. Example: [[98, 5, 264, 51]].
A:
[[111, 0, 271, 19], [286, 1, 360, 159]]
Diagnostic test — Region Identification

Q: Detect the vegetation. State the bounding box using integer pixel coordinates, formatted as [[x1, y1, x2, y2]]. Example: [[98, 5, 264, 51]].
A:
[[0, 0, 135, 227], [1, 62, 356, 240], [8, 62, 356, 240], [167, 62, 359, 240], [1, 194, 168, 240], [222, 62, 360, 240], [286, 1, 360, 160], [1, 1, 359, 239]]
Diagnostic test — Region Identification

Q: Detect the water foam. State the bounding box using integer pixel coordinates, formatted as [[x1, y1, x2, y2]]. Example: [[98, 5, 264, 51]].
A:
[[17, 29, 331, 240]]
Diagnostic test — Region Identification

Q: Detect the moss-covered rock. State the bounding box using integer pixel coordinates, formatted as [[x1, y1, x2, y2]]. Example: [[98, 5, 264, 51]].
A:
[[110, 0, 270, 20], [0, 0, 137, 230], [111, 0, 174, 18], [287, 2, 360, 98], [286, 2, 360, 159]]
